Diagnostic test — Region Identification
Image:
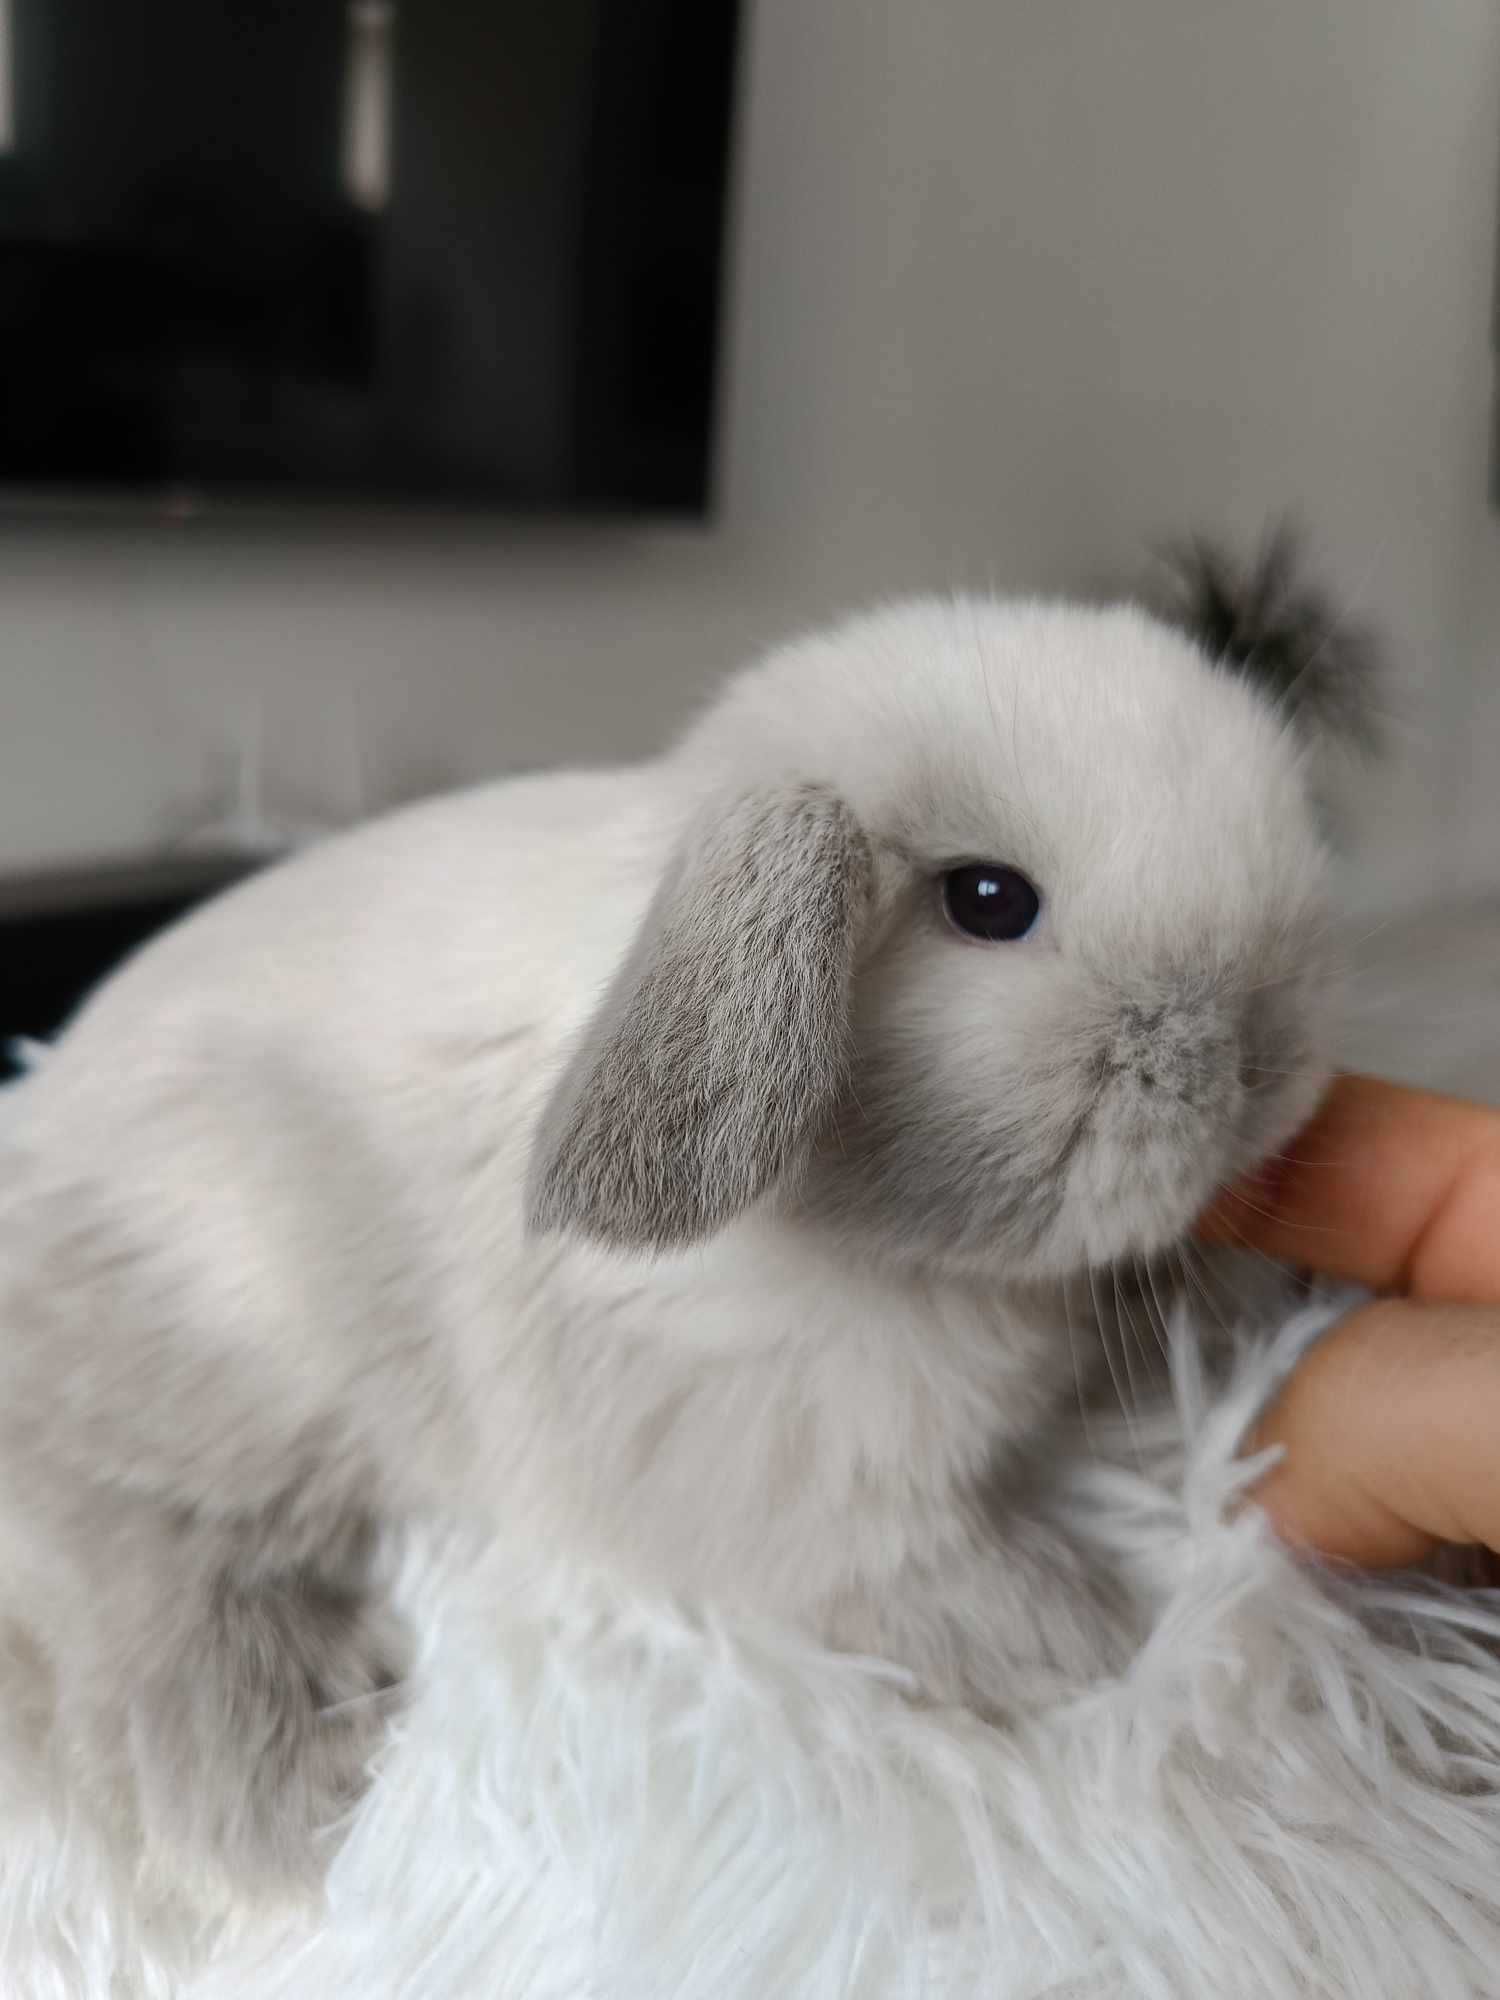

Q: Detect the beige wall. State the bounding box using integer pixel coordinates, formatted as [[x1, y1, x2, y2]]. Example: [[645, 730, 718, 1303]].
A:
[[2, 0, 1497, 911]]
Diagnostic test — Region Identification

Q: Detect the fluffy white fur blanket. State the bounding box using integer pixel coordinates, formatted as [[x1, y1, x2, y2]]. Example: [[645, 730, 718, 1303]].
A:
[[5, 1294, 1500, 1999]]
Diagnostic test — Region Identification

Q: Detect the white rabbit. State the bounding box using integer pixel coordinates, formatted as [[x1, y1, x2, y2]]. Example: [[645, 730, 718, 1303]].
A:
[[0, 541, 1370, 1892]]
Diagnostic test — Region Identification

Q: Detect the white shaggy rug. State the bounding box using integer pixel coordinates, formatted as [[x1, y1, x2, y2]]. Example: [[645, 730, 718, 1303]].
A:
[[5, 1293, 1500, 1999]]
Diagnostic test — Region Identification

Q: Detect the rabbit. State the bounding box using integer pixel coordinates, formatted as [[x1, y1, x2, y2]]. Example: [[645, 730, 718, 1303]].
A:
[[0, 536, 1375, 1894]]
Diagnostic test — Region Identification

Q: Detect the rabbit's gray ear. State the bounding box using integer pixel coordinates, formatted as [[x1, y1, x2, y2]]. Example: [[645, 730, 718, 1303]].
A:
[[1147, 523, 1384, 754], [527, 785, 871, 1252]]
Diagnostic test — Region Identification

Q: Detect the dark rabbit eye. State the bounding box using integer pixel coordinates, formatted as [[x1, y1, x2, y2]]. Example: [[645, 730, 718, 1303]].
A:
[[941, 863, 1040, 941]]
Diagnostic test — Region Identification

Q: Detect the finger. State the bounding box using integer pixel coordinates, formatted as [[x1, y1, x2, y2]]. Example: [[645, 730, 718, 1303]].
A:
[[1200, 1074, 1500, 1302], [1249, 1298, 1500, 1565]]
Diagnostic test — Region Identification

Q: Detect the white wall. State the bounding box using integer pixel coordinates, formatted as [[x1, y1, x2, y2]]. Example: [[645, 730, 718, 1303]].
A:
[[3, 0, 1498, 911]]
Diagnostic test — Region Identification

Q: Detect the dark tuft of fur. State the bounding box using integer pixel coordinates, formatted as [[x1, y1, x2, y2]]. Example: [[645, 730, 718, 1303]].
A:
[[1146, 524, 1383, 752]]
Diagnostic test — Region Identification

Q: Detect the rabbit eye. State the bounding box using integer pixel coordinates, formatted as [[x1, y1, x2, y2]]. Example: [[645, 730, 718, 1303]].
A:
[[941, 863, 1040, 942]]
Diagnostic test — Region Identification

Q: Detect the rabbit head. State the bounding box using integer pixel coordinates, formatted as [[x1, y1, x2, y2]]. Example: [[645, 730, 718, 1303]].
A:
[[530, 589, 1352, 1283]]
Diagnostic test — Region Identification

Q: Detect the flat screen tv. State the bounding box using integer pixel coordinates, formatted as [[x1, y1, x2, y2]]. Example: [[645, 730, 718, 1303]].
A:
[[0, 1, 740, 511]]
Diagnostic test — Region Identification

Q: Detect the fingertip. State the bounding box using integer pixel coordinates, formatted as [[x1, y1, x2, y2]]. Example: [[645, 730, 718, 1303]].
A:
[[1239, 1300, 1482, 1569], [1243, 1454, 1439, 1571]]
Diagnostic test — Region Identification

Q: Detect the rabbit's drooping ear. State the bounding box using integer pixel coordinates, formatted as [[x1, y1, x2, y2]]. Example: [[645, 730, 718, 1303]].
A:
[[527, 784, 871, 1252], [1148, 523, 1384, 754]]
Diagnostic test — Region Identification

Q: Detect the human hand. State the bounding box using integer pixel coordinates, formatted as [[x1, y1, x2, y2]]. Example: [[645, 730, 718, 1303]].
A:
[[1199, 1074, 1500, 1568]]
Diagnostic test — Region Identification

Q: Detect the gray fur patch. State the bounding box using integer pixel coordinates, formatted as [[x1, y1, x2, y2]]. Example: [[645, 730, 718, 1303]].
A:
[[527, 786, 872, 1251], [803, 1070, 1086, 1269], [132, 1513, 402, 1892]]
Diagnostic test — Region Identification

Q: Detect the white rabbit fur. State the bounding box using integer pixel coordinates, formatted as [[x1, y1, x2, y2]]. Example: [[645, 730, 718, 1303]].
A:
[[0, 594, 1336, 1893]]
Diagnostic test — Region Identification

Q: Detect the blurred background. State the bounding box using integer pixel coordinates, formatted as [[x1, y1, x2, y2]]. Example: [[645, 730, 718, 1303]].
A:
[[0, 1, 1497, 1090]]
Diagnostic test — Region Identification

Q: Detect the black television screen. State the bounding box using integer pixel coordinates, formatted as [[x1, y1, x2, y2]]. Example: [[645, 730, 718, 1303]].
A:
[[0, 1, 740, 511]]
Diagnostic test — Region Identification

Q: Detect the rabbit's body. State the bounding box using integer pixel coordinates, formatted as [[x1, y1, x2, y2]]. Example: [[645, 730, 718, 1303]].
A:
[[0, 587, 1354, 1891], [0, 762, 1075, 1597]]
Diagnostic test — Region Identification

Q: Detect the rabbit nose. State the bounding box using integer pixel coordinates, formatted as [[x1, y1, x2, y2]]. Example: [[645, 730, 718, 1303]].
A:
[[1110, 999, 1235, 1103]]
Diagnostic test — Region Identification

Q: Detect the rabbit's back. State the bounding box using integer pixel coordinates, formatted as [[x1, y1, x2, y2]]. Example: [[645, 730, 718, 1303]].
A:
[[0, 765, 672, 1524]]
